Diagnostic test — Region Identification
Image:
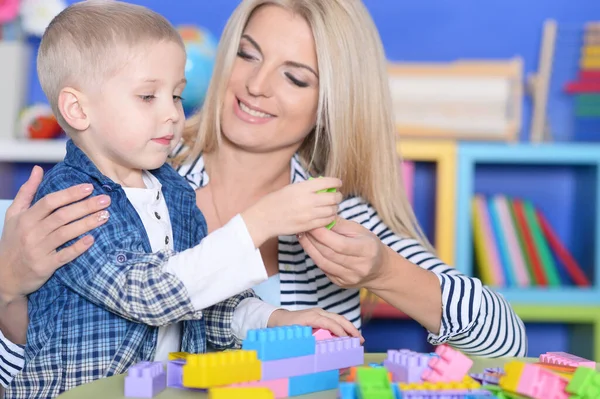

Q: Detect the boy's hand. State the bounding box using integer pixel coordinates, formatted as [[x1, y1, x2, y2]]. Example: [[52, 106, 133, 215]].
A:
[[267, 308, 364, 344], [242, 177, 342, 248]]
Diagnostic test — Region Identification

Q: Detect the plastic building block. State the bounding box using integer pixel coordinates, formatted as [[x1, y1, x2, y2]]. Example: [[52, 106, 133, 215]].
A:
[[208, 387, 275, 399], [565, 366, 600, 399], [288, 369, 339, 396], [312, 328, 335, 341], [261, 354, 315, 380], [535, 362, 577, 374], [383, 349, 431, 383], [355, 367, 396, 399], [338, 382, 357, 399], [242, 325, 315, 361], [469, 371, 500, 385], [539, 351, 596, 369], [499, 361, 568, 399], [400, 389, 494, 398], [124, 361, 166, 398], [168, 352, 190, 360], [309, 176, 337, 229], [166, 359, 205, 391], [346, 366, 392, 383], [230, 378, 289, 399], [422, 344, 473, 383], [398, 375, 480, 391], [183, 350, 261, 389], [314, 337, 364, 372]]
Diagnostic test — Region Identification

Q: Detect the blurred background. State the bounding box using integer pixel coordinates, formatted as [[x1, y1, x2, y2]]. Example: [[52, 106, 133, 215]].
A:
[[1, 0, 600, 359]]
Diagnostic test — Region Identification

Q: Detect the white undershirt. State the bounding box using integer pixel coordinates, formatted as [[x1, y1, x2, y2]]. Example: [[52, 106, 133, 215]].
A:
[[122, 171, 180, 361], [123, 171, 279, 361]]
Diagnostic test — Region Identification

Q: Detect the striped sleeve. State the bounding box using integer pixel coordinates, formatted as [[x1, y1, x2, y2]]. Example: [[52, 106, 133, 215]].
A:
[[0, 330, 24, 388], [341, 197, 527, 358]]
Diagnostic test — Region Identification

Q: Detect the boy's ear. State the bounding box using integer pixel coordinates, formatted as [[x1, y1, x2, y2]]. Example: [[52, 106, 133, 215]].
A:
[[58, 87, 90, 131]]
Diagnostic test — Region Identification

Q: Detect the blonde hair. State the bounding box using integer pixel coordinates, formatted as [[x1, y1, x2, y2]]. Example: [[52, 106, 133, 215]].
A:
[[177, 0, 434, 252], [37, 0, 184, 132]]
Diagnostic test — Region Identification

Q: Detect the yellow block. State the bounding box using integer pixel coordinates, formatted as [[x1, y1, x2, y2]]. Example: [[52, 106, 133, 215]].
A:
[[580, 58, 600, 69], [168, 352, 190, 360], [183, 350, 262, 389], [499, 360, 526, 392], [398, 375, 480, 391], [209, 387, 274, 399]]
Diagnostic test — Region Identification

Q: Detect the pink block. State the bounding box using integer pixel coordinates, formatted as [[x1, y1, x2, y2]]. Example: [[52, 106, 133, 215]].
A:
[[540, 352, 596, 369], [314, 337, 364, 372], [312, 328, 335, 341], [422, 345, 473, 383], [230, 378, 289, 398], [261, 355, 315, 380], [514, 363, 569, 399]]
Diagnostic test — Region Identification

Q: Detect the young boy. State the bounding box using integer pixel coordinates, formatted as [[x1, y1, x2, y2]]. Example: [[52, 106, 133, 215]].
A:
[[5, 1, 355, 398]]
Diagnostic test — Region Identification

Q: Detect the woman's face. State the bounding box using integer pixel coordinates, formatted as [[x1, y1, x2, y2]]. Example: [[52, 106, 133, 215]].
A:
[[220, 5, 319, 154]]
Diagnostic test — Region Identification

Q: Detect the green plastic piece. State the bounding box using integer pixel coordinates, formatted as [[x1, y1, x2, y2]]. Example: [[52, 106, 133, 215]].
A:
[[566, 367, 600, 398], [355, 367, 395, 399], [309, 176, 337, 229]]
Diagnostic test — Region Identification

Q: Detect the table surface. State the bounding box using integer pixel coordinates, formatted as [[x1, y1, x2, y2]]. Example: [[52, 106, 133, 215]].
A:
[[57, 354, 536, 399]]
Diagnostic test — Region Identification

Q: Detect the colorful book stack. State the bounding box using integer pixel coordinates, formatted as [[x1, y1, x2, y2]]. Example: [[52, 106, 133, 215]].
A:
[[471, 194, 590, 288], [400, 160, 415, 205], [565, 21, 600, 141]]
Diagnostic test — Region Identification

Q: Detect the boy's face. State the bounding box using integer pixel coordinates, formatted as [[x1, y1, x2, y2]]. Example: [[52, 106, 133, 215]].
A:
[[83, 40, 187, 173]]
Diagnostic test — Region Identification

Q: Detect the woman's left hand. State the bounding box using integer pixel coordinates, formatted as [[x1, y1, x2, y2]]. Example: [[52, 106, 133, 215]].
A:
[[298, 218, 388, 289]]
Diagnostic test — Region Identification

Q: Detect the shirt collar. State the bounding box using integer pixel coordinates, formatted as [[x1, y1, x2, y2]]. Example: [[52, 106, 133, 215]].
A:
[[193, 153, 311, 188]]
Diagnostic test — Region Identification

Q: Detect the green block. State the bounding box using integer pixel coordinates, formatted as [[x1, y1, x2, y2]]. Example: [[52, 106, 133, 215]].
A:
[[309, 176, 337, 229], [566, 367, 600, 398], [355, 367, 395, 399]]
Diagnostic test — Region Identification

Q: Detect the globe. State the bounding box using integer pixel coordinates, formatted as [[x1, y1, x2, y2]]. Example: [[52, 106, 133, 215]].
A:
[[177, 25, 218, 114]]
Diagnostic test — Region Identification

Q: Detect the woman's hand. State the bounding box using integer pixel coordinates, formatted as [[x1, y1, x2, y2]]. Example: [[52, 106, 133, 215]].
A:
[[0, 166, 111, 305], [298, 218, 388, 290], [267, 307, 364, 343]]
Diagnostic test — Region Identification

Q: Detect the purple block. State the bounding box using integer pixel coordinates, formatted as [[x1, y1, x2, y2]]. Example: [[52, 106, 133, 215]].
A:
[[401, 389, 493, 398], [261, 354, 315, 380], [383, 349, 431, 383], [166, 359, 206, 392], [313, 337, 364, 372], [124, 361, 166, 398], [469, 372, 500, 385]]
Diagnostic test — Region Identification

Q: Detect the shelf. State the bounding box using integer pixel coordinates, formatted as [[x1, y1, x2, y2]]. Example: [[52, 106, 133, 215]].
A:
[[456, 142, 600, 303], [0, 139, 66, 163]]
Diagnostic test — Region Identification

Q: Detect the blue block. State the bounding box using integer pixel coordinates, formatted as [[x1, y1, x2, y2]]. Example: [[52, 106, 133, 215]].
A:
[[339, 382, 357, 399], [288, 369, 339, 396], [242, 325, 315, 361]]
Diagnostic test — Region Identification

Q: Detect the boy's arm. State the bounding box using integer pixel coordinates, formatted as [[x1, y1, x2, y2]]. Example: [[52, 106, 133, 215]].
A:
[[35, 171, 203, 326], [204, 290, 279, 350]]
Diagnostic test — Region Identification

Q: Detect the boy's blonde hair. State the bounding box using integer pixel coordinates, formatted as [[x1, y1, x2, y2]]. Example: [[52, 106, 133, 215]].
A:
[[37, 0, 184, 132]]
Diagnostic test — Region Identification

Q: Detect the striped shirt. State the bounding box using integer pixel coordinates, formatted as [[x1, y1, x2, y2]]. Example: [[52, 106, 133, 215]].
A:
[[177, 152, 527, 358]]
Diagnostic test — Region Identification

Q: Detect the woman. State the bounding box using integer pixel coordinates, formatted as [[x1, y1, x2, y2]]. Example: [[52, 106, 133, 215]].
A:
[[1, 0, 526, 387]]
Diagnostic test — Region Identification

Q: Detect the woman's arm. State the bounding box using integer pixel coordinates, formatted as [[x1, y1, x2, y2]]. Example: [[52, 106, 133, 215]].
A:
[[0, 166, 110, 389], [300, 201, 527, 358]]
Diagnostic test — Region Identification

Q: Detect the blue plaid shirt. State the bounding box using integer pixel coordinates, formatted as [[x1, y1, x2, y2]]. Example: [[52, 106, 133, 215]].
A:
[[7, 140, 255, 398]]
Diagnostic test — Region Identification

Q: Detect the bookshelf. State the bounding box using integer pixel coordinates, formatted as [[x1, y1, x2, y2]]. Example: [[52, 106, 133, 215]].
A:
[[456, 142, 600, 360]]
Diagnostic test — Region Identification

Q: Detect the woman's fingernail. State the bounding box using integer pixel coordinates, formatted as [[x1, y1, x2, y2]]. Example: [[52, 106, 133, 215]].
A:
[[297, 233, 304, 239], [81, 184, 93, 193], [82, 235, 94, 245], [97, 211, 110, 222], [97, 195, 110, 206]]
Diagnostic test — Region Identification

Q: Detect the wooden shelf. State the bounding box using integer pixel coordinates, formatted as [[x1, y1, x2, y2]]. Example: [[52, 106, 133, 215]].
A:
[[0, 139, 66, 163]]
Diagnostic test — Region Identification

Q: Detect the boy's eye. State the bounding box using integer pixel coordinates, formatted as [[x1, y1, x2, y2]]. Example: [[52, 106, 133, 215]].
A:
[[173, 95, 184, 103], [139, 95, 155, 102]]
